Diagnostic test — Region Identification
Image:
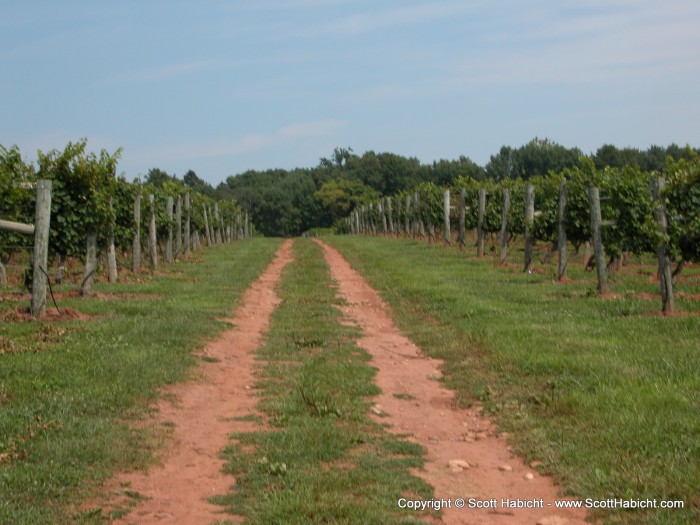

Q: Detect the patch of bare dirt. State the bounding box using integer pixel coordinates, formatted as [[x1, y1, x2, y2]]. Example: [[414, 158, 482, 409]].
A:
[[0, 306, 93, 322], [100, 240, 293, 525], [316, 240, 589, 525]]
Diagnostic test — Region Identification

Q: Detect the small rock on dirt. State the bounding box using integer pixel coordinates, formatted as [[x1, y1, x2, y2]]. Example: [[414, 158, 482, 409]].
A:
[[370, 404, 385, 416], [498, 464, 513, 472], [524, 472, 534, 480], [530, 460, 543, 469], [448, 459, 470, 472]]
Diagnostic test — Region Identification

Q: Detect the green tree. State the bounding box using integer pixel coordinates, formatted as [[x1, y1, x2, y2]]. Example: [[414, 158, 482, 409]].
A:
[[314, 178, 379, 224], [145, 167, 176, 188]]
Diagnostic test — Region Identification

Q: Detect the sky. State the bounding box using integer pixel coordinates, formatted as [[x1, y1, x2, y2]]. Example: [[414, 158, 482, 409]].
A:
[[1, 0, 699, 186]]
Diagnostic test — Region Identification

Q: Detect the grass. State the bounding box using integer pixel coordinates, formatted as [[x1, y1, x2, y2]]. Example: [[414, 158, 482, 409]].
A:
[[0, 238, 282, 524], [214, 239, 433, 524], [326, 235, 700, 525]]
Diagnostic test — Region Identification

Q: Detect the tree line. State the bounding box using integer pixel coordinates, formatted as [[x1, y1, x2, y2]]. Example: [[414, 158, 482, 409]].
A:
[[220, 138, 698, 237]]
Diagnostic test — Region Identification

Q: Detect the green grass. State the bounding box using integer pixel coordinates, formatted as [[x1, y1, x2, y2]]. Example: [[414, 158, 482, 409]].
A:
[[0, 238, 282, 524], [326, 235, 700, 525], [214, 239, 433, 524]]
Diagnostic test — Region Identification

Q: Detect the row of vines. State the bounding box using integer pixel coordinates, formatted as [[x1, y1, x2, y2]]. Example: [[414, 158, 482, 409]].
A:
[[346, 156, 700, 313], [1, 140, 253, 318]]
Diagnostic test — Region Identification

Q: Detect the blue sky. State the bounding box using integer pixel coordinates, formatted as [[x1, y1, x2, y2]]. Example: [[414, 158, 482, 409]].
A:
[[2, 1, 699, 186]]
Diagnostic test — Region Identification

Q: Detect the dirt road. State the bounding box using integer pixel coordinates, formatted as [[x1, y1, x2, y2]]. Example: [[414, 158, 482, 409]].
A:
[[102, 238, 589, 524]]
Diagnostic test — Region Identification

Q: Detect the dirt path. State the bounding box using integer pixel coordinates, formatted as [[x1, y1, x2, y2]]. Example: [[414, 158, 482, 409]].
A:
[[105, 240, 293, 525], [317, 240, 589, 525]]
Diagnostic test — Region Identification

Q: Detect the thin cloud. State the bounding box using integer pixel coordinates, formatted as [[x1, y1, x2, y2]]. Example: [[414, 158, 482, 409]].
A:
[[416, 1, 700, 90], [105, 60, 231, 85], [127, 119, 346, 165], [287, 2, 476, 38]]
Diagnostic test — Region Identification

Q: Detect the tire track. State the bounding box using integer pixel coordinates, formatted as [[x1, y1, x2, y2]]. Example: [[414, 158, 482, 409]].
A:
[[105, 239, 293, 524], [316, 240, 589, 525]]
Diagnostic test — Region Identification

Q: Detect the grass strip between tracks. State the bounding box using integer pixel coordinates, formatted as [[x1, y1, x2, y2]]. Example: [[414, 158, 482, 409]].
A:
[[214, 238, 433, 524]]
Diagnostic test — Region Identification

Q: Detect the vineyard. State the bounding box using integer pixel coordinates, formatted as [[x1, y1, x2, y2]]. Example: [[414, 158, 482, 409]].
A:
[[0, 140, 252, 318], [345, 155, 700, 314], [1, 140, 699, 524]]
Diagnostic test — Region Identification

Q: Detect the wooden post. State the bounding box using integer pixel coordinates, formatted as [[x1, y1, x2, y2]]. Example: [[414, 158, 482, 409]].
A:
[[202, 205, 212, 246], [0, 220, 35, 235], [214, 203, 222, 244], [81, 231, 97, 296], [175, 195, 182, 258], [380, 200, 388, 234], [184, 193, 191, 254], [166, 196, 174, 263], [415, 192, 425, 238], [443, 189, 451, 245], [107, 196, 118, 283], [477, 188, 486, 257], [30, 180, 52, 319], [387, 197, 394, 234], [524, 184, 535, 273], [404, 195, 411, 237], [499, 188, 510, 263], [148, 194, 158, 269], [588, 187, 609, 294], [396, 197, 402, 236], [652, 177, 675, 313], [132, 194, 141, 272], [458, 188, 466, 248], [244, 212, 250, 238], [557, 181, 568, 280]]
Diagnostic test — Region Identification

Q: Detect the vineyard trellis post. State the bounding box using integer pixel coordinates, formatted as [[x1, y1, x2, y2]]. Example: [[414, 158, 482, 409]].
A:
[[148, 194, 158, 269], [477, 188, 486, 257], [30, 179, 52, 319], [166, 196, 174, 263], [107, 196, 118, 283], [499, 188, 510, 263], [203, 205, 212, 246], [175, 195, 182, 259], [380, 200, 388, 234], [81, 231, 97, 296], [523, 184, 535, 273], [184, 193, 191, 254], [132, 194, 141, 272], [214, 203, 222, 244], [652, 177, 675, 313], [588, 187, 609, 294], [557, 181, 568, 280], [414, 192, 424, 238], [443, 189, 451, 245], [458, 188, 466, 248], [396, 197, 402, 236], [386, 197, 394, 234], [404, 195, 411, 237]]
